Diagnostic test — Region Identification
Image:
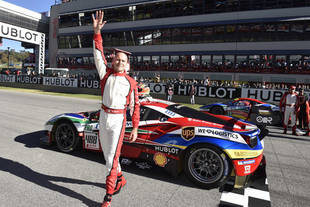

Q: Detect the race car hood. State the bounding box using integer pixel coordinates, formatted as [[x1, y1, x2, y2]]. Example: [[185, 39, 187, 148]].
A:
[[44, 112, 95, 132], [45, 113, 87, 125]]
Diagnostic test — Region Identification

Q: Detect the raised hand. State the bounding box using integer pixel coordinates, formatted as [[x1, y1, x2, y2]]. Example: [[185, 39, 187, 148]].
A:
[[92, 10, 106, 34]]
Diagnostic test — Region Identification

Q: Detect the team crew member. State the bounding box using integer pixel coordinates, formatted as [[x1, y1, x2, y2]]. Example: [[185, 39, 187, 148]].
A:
[[297, 88, 309, 130], [92, 11, 140, 207], [279, 85, 299, 135]]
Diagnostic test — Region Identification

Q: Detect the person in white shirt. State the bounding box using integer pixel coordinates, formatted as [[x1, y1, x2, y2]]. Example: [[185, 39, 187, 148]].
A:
[[279, 85, 299, 135]]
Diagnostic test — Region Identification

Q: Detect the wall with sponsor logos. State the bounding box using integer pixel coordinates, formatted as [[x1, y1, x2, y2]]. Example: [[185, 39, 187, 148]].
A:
[[0, 74, 101, 96], [1, 74, 307, 104]]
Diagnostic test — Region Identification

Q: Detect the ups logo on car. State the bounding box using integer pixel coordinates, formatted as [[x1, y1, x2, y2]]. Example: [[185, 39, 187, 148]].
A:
[[181, 127, 195, 141]]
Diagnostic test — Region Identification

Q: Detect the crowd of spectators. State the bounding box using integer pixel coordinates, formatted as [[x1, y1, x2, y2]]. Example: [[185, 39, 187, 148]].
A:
[[133, 58, 310, 74], [56, 56, 310, 75]]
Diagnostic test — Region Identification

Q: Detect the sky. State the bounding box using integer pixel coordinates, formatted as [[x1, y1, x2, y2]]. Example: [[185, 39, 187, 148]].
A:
[[0, 0, 56, 52]]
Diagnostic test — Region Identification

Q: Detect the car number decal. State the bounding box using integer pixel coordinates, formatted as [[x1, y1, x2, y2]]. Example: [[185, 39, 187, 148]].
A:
[[84, 132, 100, 150], [164, 109, 176, 116]]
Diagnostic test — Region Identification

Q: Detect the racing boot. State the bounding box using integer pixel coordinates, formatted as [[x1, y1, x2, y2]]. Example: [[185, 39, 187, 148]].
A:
[[101, 194, 112, 207], [113, 173, 127, 195], [292, 125, 299, 136]]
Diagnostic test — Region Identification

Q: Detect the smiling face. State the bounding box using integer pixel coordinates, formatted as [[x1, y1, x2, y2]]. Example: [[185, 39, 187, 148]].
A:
[[112, 52, 128, 73]]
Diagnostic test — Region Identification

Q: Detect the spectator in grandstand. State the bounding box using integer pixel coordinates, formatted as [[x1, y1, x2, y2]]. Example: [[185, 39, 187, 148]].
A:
[[297, 88, 309, 131], [279, 85, 299, 135], [203, 77, 209, 86], [92, 10, 140, 207], [190, 84, 196, 104], [167, 85, 174, 101]]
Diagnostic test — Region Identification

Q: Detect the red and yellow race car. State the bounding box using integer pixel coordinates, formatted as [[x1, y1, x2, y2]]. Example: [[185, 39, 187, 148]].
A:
[[43, 96, 267, 189]]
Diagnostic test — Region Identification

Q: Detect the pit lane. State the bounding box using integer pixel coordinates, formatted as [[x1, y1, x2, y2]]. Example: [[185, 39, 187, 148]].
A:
[[0, 89, 309, 207]]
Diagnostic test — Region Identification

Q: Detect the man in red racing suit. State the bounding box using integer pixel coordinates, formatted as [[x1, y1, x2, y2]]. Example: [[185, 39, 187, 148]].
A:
[[279, 85, 299, 135], [93, 11, 140, 207]]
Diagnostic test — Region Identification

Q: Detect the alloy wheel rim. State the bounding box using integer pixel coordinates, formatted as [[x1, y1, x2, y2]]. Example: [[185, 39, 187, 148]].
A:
[[56, 124, 74, 149], [188, 148, 224, 184]]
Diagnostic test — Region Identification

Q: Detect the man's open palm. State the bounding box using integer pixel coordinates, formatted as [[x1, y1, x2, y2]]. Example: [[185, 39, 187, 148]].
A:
[[92, 10, 106, 34]]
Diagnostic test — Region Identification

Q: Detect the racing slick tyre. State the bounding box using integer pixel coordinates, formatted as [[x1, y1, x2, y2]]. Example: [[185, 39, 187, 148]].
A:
[[184, 145, 230, 189], [210, 106, 224, 115], [54, 121, 80, 153]]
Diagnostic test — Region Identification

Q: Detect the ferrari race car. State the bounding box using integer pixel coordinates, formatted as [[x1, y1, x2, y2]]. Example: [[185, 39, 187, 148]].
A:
[[200, 98, 282, 126], [43, 96, 266, 189]]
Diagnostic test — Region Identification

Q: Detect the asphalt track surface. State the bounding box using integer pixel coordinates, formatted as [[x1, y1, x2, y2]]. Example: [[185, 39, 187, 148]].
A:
[[0, 89, 309, 207]]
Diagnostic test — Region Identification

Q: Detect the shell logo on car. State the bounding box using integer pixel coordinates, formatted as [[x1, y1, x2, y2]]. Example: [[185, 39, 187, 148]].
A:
[[153, 152, 167, 167]]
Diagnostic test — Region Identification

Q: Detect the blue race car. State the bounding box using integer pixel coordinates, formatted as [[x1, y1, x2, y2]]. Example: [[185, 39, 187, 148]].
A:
[[200, 98, 282, 126]]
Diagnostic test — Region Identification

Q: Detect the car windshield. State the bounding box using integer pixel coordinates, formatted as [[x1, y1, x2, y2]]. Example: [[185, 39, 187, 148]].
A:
[[166, 104, 234, 127]]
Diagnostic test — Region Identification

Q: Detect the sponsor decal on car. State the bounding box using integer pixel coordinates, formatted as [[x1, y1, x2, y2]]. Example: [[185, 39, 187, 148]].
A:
[[164, 109, 176, 116], [232, 154, 263, 176], [196, 127, 245, 143], [234, 150, 260, 157], [181, 127, 195, 141], [154, 145, 180, 155], [225, 149, 263, 159], [258, 109, 271, 116], [256, 116, 273, 124], [84, 123, 99, 132], [84, 132, 100, 150], [238, 159, 255, 165], [153, 152, 168, 167], [244, 165, 251, 174]]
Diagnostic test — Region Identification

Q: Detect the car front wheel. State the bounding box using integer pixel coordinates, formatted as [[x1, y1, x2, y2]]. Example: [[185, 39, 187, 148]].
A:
[[184, 145, 230, 189], [54, 122, 80, 153]]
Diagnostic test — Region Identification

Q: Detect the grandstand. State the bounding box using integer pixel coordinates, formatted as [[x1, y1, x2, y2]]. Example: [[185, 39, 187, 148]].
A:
[[49, 0, 310, 84]]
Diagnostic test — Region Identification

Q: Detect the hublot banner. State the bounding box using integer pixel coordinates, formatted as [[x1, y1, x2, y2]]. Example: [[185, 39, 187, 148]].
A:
[[16, 75, 42, 84], [242, 88, 310, 103], [79, 79, 100, 89], [43, 77, 78, 87], [0, 22, 41, 45], [177, 85, 240, 99], [0, 74, 15, 82], [241, 88, 285, 103], [147, 83, 166, 94], [147, 83, 241, 99]]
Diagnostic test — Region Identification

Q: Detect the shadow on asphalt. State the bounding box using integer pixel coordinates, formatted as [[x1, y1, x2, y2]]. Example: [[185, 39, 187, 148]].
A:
[[0, 156, 103, 207], [14, 130, 202, 191]]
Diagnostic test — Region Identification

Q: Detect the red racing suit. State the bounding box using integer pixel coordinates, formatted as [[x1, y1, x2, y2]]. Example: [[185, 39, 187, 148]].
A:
[[297, 95, 309, 129], [93, 33, 140, 195], [279, 91, 299, 131]]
